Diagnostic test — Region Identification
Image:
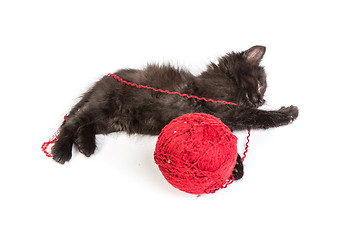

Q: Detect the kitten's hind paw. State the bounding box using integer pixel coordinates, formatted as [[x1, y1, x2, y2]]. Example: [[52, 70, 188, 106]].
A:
[[51, 139, 73, 164], [75, 140, 96, 158], [74, 128, 96, 158]]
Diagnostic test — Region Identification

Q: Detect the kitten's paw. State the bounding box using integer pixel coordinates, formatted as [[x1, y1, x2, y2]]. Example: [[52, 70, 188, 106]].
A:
[[279, 105, 299, 123], [52, 139, 73, 164], [76, 141, 96, 157], [74, 130, 96, 157], [232, 154, 244, 180]]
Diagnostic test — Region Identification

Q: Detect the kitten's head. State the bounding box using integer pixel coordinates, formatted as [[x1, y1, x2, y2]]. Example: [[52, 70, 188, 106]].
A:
[[213, 45, 267, 107]]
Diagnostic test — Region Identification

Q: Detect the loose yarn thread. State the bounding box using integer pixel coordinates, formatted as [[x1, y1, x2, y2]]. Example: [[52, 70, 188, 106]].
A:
[[41, 115, 67, 157], [107, 73, 238, 106]]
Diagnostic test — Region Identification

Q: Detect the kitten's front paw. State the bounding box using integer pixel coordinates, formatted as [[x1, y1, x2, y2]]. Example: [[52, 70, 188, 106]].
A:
[[279, 105, 299, 124], [52, 139, 73, 164]]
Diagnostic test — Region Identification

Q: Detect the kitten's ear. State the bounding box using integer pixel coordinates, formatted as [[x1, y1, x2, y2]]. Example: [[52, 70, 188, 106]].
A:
[[244, 45, 266, 65]]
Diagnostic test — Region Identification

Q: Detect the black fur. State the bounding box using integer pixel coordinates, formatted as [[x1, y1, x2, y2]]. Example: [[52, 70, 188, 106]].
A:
[[51, 46, 298, 180]]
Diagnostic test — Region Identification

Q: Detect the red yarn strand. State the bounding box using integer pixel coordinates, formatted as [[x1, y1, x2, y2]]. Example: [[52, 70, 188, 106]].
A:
[[107, 73, 238, 106], [242, 129, 251, 162], [41, 115, 67, 157]]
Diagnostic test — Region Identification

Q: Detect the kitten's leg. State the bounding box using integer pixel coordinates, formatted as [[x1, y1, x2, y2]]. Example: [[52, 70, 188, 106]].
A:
[[222, 105, 299, 130], [51, 87, 99, 163], [232, 154, 244, 180]]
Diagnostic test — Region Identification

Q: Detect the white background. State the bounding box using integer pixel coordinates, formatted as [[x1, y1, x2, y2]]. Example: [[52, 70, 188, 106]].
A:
[[1, 0, 359, 239]]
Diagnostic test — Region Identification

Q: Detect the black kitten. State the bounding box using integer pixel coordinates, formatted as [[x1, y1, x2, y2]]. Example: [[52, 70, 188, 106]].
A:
[[51, 46, 298, 180]]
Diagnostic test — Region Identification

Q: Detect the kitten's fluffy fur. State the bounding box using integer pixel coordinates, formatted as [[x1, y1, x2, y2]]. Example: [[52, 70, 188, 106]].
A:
[[52, 46, 298, 180]]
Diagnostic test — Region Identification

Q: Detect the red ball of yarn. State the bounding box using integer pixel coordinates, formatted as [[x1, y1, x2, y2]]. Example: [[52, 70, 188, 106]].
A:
[[154, 113, 238, 194]]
